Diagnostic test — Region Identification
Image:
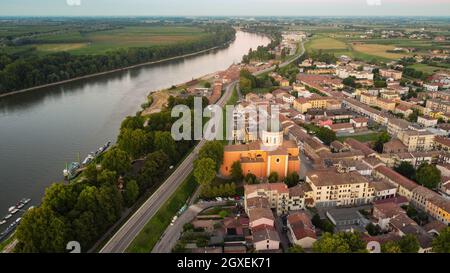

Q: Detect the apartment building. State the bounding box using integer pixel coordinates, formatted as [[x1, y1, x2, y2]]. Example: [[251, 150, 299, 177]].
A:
[[379, 69, 403, 80], [293, 96, 339, 113], [397, 130, 435, 152], [426, 99, 450, 115], [244, 183, 307, 215], [305, 169, 375, 208]]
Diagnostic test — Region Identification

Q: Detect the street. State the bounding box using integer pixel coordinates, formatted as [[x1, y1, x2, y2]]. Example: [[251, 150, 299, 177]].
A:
[[99, 82, 236, 253], [152, 201, 228, 253], [99, 39, 305, 253]]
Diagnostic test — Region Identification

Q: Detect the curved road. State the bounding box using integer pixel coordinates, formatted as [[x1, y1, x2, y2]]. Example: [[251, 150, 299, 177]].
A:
[[99, 39, 305, 253]]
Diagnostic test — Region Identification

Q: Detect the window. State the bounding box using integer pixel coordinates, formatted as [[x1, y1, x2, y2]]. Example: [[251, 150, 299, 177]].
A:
[[276, 158, 280, 163]]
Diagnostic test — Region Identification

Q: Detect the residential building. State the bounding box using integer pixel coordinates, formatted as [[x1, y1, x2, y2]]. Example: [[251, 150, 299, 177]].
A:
[[374, 166, 419, 200], [397, 130, 435, 152], [305, 169, 375, 208], [417, 116, 438, 128], [244, 183, 306, 215], [379, 69, 403, 80], [287, 212, 317, 248]]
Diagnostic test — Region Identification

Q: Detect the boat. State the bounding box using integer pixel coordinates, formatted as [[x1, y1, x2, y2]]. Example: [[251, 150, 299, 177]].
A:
[[17, 203, 24, 209], [8, 206, 15, 213], [15, 218, 21, 224], [20, 198, 31, 205], [63, 162, 81, 180], [0, 220, 5, 225], [82, 153, 95, 165], [10, 209, 19, 215], [4, 214, 12, 220]]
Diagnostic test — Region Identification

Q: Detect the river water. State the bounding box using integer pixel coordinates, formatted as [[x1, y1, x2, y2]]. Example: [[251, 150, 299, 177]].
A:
[[0, 31, 270, 218]]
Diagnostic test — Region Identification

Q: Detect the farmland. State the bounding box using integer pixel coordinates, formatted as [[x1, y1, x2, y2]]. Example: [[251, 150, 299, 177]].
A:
[[1, 25, 210, 55]]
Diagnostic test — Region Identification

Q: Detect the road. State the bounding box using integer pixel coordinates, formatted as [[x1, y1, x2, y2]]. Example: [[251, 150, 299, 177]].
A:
[[99, 39, 305, 253], [151, 201, 229, 253], [99, 81, 237, 253]]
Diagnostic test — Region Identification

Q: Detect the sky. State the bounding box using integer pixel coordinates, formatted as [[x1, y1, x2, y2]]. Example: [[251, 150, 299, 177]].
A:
[[0, 0, 449, 17]]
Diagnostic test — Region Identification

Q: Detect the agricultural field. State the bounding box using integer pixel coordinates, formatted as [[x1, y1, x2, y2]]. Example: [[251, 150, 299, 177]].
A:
[[408, 63, 450, 74], [306, 36, 348, 51], [1, 25, 210, 55], [351, 43, 411, 59]]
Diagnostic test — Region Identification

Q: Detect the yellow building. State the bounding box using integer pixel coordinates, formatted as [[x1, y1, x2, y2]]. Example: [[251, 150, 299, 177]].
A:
[[360, 93, 377, 106], [305, 169, 375, 207], [220, 137, 300, 180], [293, 96, 336, 113], [376, 98, 396, 111], [397, 130, 435, 152]]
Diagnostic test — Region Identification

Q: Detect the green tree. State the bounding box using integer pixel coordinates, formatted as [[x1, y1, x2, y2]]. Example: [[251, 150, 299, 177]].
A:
[[398, 234, 420, 253], [408, 109, 420, 123], [72, 210, 97, 248], [97, 169, 118, 186], [416, 163, 441, 189], [138, 150, 169, 190], [394, 162, 416, 181], [373, 132, 391, 153], [15, 206, 69, 253], [313, 232, 367, 253], [120, 115, 144, 131], [284, 172, 299, 187], [288, 245, 305, 253], [42, 183, 77, 215], [198, 141, 224, 170], [432, 227, 450, 253], [154, 131, 177, 161], [84, 164, 98, 185], [231, 161, 244, 182], [123, 180, 139, 207], [194, 158, 217, 187], [101, 148, 131, 175], [268, 172, 279, 183], [244, 173, 258, 184], [117, 128, 149, 159], [316, 127, 337, 145], [381, 241, 402, 253], [365, 223, 382, 236]]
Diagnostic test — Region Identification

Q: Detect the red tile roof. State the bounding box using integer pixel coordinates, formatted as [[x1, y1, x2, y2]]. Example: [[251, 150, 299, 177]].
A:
[[374, 166, 419, 191]]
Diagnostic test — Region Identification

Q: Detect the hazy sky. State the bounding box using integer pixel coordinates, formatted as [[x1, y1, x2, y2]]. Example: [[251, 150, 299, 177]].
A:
[[1, 0, 449, 17]]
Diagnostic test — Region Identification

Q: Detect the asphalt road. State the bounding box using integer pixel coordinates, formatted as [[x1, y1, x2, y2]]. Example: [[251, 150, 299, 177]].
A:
[[99, 39, 306, 253], [151, 201, 228, 253], [99, 82, 236, 253]]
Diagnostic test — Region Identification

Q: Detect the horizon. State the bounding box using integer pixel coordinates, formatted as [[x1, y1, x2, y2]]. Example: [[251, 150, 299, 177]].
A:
[[1, 0, 450, 17]]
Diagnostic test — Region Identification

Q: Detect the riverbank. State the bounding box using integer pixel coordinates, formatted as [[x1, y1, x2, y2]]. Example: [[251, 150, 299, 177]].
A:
[[0, 40, 235, 99]]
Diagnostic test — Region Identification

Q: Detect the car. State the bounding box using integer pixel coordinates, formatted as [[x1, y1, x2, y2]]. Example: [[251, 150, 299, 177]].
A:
[[216, 197, 223, 202]]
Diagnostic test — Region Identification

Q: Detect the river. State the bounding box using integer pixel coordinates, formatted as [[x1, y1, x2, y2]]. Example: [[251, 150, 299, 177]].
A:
[[0, 31, 270, 219]]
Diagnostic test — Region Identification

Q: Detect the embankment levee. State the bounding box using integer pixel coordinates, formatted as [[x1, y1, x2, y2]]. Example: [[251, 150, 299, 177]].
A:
[[0, 40, 235, 99]]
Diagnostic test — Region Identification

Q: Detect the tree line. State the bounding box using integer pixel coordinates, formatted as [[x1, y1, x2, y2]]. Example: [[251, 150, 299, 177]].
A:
[[0, 25, 235, 94], [14, 94, 206, 252]]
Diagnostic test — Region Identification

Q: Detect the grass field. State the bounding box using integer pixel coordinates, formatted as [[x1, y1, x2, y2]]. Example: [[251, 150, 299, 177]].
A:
[[408, 63, 450, 74], [351, 43, 410, 59], [126, 174, 198, 253], [36, 42, 89, 53], [2, 26, 209, 56], [306, 37, 347, 51], [338, 132, 381, 143], [71, 26, 206, 55]]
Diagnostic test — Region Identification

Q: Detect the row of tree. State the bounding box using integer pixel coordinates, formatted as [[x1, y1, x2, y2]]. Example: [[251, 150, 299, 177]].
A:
[[394, 161, 442, 190], [0, 25, 236, 94], [311, 228, 450, 253], [14, 94, 202, 252]]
